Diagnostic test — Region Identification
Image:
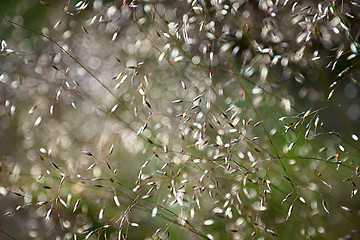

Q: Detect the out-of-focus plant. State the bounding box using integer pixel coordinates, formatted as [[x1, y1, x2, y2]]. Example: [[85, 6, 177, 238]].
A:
[[0, 0, 359, 239]]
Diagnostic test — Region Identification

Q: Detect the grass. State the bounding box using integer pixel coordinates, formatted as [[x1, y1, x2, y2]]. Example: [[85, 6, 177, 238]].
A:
[[0, 0, 360, 239]]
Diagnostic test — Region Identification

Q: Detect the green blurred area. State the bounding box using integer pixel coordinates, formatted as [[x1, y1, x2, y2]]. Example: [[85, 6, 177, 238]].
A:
[[1, 0, 48, 33]]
